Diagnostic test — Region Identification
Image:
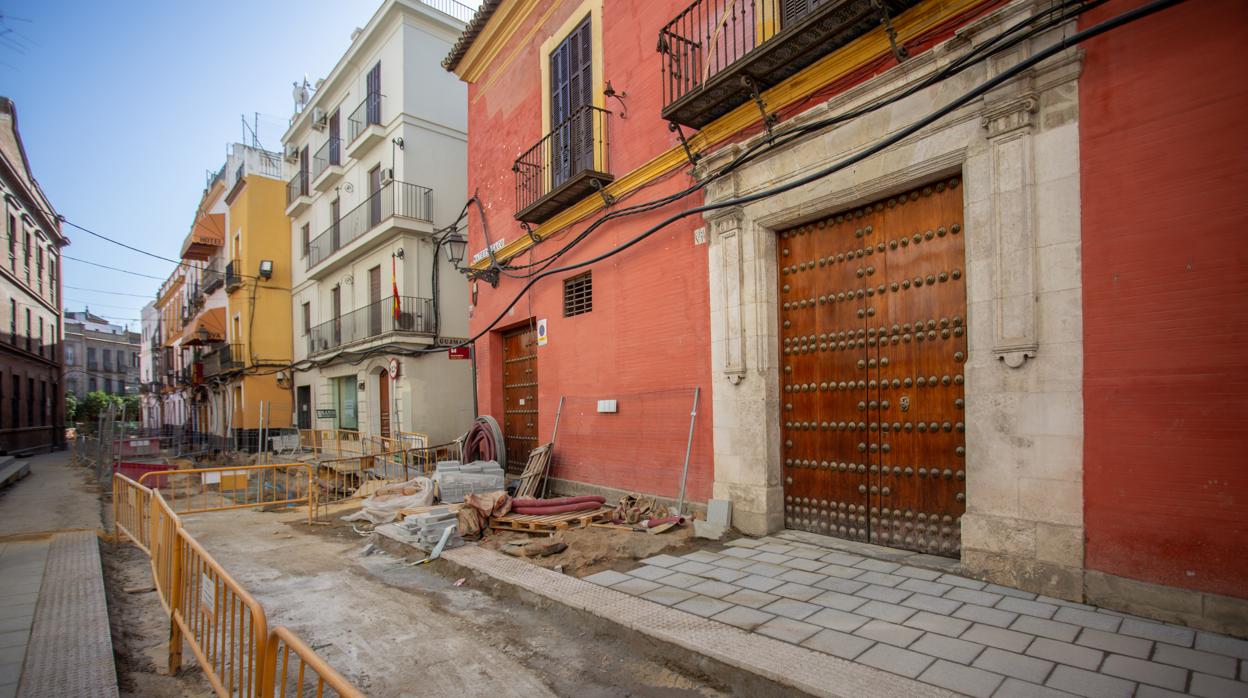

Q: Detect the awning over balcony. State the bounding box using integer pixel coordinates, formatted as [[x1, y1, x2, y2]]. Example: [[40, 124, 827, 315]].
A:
[[183, 307, 226, 345], [181, 213, 225, 260]]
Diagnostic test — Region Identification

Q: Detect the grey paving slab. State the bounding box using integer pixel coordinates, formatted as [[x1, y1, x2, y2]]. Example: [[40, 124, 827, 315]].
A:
[[911, 632, 986, 664], [761, 598, 821, 621], [757, 543, 796, 555], [719, 546, 760, 559], [948, 587, 1006, 607], [906, 611, 973, 638], [985, 584, 1037, 601], [1119, 618, 1195, 648], [939, 574, 988, 590], [1153, 644, 1239, 678], [0, 682, 15, 698], [858, 642, 936, 678], [1025, 638, 1103, 671], [736, 574, 785, 592], [0, 665, 17, 687], [856, 559, 902, 574], [674, 595, 734, 618], [1100, 654, 1187, 691], [660, 571, 709, 589], [640, 553, 684, 567], [998, 597, 1059, 619], [751, 552, 793, 566], [856, 620, 924, 648], [781, 557, 828, 572], [900, 578, 955, 597], [994, 677, 1080, 697], [858, 572, 908, 588], [787, 547, 828, 561], [820, 562, 867, 579], [1052, 607, 1121, 632], [806, 607, 870, 633], [1189, 672, 1248, 698], [779, 569, 827, 586], [802, 628, 875, 661], [1074, 627, 1151, 659], [857, 600, 917, 624], [957, 603, 1020, 629], [710, 605, 775, 631], [1036, 596, 1098, 612], [1044, 665, 1135, 698], [585, 570, 632, 586], [0, 597, 36, 612], [721, 588, 780, 609], [743, 562, 789, 577], [681, 551, 724, 564], [627, 564, 675, 581], [1135, 686, 1187, 698], [0, 620, 29, 637], [918, 659, 1005, 698], [688, 580, 741, 599], [1195, 632, 1248, 661], [819, 551, 867, 567], [672, 560, 718, 576], [711, 556, 755, 570], [856, 583, 913, 604], [963, 624, 1036, 653], [639, 585, 696, 606], [809, 590, 868, 612], [902, 592, 962, 615], [772, 582, 822, 601], [0, 635, 24, 652], [895, 565, 944, 581], [611, 577, 661, 596], [723, 537, 762, 548], [755, 617, 821, 645], [1010, 616, 1080, 643], [699, 566, 747, 583], [972, 648, 1054, 684], [816, 576, 868, 594]]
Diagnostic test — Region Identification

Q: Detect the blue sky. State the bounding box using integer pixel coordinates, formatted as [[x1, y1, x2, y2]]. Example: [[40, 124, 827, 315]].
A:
[[1, 0, 447, 329]]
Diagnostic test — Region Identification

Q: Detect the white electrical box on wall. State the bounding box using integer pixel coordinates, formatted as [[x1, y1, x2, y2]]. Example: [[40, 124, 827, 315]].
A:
[[597, 399, 618, 414]]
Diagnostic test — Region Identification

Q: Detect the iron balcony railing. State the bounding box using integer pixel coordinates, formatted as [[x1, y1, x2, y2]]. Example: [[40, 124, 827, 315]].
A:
[[513, 104, 613, 224], [312, 137, 342, 181], [225, 258, 243, 290], [347, 93, 384, 143], [657, 0, 917, 128], [307, 296, 434, 355], [419, 0, 476, 22], [202, 261, 225, 294], [286, 170, 310, 206], [255, 149, 283, 178], [305, 181, 433, 270], [201, 342, 244, 376]]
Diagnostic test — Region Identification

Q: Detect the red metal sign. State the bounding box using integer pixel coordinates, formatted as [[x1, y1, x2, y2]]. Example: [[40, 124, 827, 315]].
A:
[[447, 346, 470, 360]]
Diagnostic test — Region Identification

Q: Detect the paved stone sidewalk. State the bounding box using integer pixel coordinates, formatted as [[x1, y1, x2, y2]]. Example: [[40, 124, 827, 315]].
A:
[[586, 531, 1248, 698], [0, 540, 50, 698]]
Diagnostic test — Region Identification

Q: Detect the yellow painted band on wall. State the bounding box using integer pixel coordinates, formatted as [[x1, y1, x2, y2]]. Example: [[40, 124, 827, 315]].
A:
[[470, 0, 984, 270]]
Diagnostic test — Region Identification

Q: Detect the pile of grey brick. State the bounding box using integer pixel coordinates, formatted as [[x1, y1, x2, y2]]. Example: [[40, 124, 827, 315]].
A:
[[431, 460, 504, 503], [585, 534, 1248, 698], [396, 507, 462, 550]]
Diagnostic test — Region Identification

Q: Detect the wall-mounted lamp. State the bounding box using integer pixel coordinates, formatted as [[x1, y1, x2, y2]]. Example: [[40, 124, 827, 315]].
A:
[[258, 260, 273, 280], [394, 247, 405, 260], [442, 232, 467, 267]]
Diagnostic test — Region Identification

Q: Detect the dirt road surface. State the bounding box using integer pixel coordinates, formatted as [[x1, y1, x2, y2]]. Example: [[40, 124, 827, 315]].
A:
[[184, 509, 729, 697]]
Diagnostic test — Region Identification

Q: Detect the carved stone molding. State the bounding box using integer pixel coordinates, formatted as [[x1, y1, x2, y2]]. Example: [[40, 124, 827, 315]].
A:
[[709, 207, 748, 384], [982, 94, 1038, 138]]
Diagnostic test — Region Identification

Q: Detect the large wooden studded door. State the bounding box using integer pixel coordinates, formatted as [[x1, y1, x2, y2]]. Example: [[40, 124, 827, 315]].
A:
[[778, 177, 967, 557], [501, 326, 539, 473]]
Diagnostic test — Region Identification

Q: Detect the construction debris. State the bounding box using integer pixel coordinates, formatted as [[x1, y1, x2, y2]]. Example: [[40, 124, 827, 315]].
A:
[[456, 490, 512, 538], [433, 460, 505, 503], [500, 538, 568, 558], [342, 477, 434, 524], [513, 443, 553, 498]]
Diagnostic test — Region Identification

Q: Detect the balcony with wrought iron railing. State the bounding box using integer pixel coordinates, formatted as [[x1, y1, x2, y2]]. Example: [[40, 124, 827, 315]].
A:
[[201, 259, 225, 295], [305, 180, 433, 276], [225, 258, 244, 292], [514, 104, 613, 224], [286, 170, 312, 216], [201, 342, 245, 377], [311, 137, 345, 191], [658, 0, 919, 128], [307, 296, 434, 356], [347, 93, 385, 158], [419, 0, 475, 22]]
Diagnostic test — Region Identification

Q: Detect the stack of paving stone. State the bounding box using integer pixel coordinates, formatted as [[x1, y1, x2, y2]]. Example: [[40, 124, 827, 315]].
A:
[[398, 507, 463, 550], [432, 460, 505, 503]]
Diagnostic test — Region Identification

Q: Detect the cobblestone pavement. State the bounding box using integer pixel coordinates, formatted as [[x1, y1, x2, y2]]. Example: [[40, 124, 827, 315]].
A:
[[585, 532, 1248, 698]]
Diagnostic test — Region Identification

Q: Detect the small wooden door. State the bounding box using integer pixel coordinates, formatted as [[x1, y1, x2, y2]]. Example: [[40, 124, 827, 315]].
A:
[[777, 177, 967, 557], [330, 198, 341, 250], [331, 286, 342, 345], [378, 370, 391, 438], [299, 146, 309, 194], [368, 266, 382, 336], [368, 166, 382, 227], [328, 111, 341, 165], [501, 325, 539, 473], [296, 386, 311, 429], [366, 62, 382, 125]]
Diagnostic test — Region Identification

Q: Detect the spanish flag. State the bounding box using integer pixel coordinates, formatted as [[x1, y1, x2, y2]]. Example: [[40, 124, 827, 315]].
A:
[[392, 253, 401, 322]]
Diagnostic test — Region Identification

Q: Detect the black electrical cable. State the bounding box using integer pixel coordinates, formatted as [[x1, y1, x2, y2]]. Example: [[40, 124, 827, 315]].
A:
[[429, 0, 1187, 354], [497, 0, 1101, 278]]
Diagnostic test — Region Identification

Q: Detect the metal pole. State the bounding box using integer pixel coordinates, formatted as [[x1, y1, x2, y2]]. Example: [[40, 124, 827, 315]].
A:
[[540, 396, 565, 499], [676, 387, 700, 517], [469, 343, 479, 419]]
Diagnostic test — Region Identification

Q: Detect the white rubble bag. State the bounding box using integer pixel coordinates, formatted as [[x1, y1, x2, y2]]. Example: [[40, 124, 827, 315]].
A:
[[341, 477, 434, 524]]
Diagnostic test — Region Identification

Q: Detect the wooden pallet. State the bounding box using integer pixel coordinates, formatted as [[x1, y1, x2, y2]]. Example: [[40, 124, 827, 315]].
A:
[[398, 502, 463, 518], [489, 506, 612, 533]]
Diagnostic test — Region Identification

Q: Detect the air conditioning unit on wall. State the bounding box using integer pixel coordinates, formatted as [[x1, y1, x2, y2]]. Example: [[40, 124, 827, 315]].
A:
[[283, 144, 300, 163], [381, 168, 395, 185], [311, 107, 327, 131]]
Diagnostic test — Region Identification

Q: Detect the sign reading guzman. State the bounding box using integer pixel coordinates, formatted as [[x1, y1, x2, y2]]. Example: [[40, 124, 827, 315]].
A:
[[316, 409, 336, 419]]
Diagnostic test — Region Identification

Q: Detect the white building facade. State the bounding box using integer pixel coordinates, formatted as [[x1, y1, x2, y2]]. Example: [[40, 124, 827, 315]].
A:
[[283, 0, 473, 445]]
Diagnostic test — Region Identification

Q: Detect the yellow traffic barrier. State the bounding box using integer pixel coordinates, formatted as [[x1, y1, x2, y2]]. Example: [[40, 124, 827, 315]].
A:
[[139, 464, 313, 524], [263, 626, 364, 698], [113, 474, 151, 554]]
